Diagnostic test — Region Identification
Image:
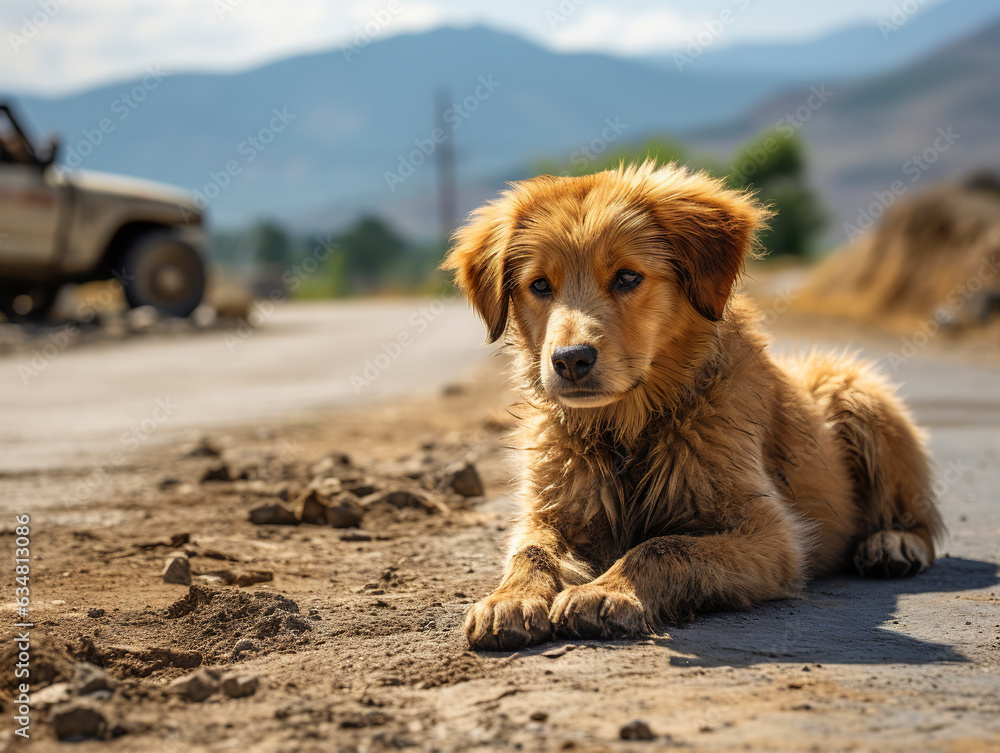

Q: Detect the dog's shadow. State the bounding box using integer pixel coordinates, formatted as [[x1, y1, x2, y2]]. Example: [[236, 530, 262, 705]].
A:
[[530, 556, 999, 667]]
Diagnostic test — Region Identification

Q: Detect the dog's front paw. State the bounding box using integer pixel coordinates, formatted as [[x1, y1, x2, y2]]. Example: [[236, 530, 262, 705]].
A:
[[465, 590, 553, 651], [549, 583, 648, 639]]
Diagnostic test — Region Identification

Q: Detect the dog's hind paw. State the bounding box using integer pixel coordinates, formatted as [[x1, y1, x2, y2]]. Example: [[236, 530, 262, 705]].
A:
[[549, 583, 648, 639], [854, 529, 931, 578]]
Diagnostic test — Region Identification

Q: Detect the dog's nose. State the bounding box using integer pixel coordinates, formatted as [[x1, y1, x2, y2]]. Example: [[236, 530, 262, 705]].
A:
[[551, 344, 597, 382]]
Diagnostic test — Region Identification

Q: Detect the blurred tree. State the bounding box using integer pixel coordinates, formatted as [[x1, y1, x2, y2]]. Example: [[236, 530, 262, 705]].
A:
[[534, 136, 692, 178], [251, 220, 293, 268], [336, 215, 410, 292], [727, 131, 825, 257]]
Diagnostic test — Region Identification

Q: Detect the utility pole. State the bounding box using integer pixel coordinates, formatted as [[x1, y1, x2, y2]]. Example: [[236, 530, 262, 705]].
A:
[[434, 88, 457, 252]]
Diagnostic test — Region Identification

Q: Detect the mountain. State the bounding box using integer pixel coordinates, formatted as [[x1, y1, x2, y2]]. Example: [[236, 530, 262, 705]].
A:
[[681, 20, 1000, 246], [644, 0, 1000, 85], [11, 26, 782, 233], [8, 0, 999, 241]]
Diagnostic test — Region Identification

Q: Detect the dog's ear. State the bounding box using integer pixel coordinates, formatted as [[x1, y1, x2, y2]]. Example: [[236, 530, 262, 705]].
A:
[[647, 167, 769, 321], [440, 199, 518, 343]]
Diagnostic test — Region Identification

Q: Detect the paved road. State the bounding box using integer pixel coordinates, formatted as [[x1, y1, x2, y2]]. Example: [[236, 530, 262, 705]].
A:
[[0, 300, 490, 472], [1, 299, 998, 491]]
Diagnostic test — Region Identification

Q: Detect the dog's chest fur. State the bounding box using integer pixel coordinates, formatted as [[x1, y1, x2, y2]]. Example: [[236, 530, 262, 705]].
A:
[[550, 411, 735, 567]]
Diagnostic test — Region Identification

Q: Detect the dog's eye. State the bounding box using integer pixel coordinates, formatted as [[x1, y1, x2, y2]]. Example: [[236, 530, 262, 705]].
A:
[[530, 278, 552, 297], [613, 269, 643, 292]]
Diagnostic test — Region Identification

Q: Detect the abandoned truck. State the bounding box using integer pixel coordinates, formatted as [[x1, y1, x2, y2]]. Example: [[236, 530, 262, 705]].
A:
[[0, 103, 207, 322]]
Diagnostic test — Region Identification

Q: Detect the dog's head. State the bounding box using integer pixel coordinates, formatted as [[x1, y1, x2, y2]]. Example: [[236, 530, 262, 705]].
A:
[[442, 162, 767, 411]]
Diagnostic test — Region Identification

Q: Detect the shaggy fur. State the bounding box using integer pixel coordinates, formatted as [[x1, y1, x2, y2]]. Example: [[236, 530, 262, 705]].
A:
[[442, 161, 945, 651]]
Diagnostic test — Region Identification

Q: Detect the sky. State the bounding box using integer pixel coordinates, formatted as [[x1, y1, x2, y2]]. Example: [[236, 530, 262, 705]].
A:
[[2, 0, 948, 95]]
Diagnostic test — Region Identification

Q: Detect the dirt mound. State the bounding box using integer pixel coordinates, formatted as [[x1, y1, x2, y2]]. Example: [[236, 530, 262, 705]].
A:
[[74, 587, 310, 680], [0, 631, 75, 693], [162, 586, 308, 663], [798, 177, 1000, 328]]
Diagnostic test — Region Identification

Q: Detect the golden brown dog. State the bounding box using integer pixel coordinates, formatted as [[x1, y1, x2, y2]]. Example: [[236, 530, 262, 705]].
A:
[[442, 161, 944, 651]]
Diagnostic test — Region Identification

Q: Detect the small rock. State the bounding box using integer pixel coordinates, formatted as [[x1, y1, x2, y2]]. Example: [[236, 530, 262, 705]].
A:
[[32, 682, 72, 710], [74, 662, 117, 695], [620, 720, 655, 741], [311, 452, 351, 477], [283, 614, 312, 633], [231, 639, 256, 661], [361, 489, 430, 510], [340, 531, 373, 542], [340, 710, 392, 728], [440, 462, 484, 497], [200, 462, 232, 483], [87, 608, 105, 619], [168, 668, 220, 702], [159, 477, 181, 490], [232, 570, 273, 587], [51, 699, 109, 740], [248, 502, 298, 525], [167, 532, 191, 548], [344, 481, 378, 497], [325, 492, 364, 528], [294, 488, 329, 525], [541, 646, 569, 658], [194, 570, 234, 586], [530, 711, 548, 722], [162, 552, 192, 586], [313, 477, 343, 496], [221, 673, 259, 698], [183, 436, 222, 458]]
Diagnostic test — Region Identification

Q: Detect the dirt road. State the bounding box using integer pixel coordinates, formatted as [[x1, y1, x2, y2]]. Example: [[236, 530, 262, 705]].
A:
[[0, 302, 998, 752]]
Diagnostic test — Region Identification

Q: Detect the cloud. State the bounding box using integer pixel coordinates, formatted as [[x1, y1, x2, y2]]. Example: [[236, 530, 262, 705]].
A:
[[544, 5, 696, 54], [0, 0, 459, 94]]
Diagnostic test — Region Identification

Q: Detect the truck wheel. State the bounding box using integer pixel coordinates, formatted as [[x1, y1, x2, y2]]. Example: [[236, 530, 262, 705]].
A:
[[0, 284, 58, 323], [119, 231, 206, 317]]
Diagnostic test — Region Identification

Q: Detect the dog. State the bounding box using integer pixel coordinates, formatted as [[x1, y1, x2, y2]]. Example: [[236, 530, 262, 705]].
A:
[[442, 161, 944, 651]]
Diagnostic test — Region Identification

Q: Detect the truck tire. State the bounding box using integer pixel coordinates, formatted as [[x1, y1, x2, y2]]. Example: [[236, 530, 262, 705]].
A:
[[119, 231, 206, 318], [0, 284, 58, 324]]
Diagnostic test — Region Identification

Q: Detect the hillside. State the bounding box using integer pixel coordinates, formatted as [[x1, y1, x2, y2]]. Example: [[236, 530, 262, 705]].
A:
[[644, 0, 999, 84], [684, 20, 1000, 246]]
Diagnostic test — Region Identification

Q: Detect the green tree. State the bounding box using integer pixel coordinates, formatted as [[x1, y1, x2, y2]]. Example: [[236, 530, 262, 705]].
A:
[[336, 215, 410, 292], [727, 131, 824, 257], [250, 220, 293, 268]]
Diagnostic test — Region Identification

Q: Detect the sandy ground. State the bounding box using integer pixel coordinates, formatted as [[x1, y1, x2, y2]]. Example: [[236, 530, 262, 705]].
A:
[[1, 300, 999, 753]]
